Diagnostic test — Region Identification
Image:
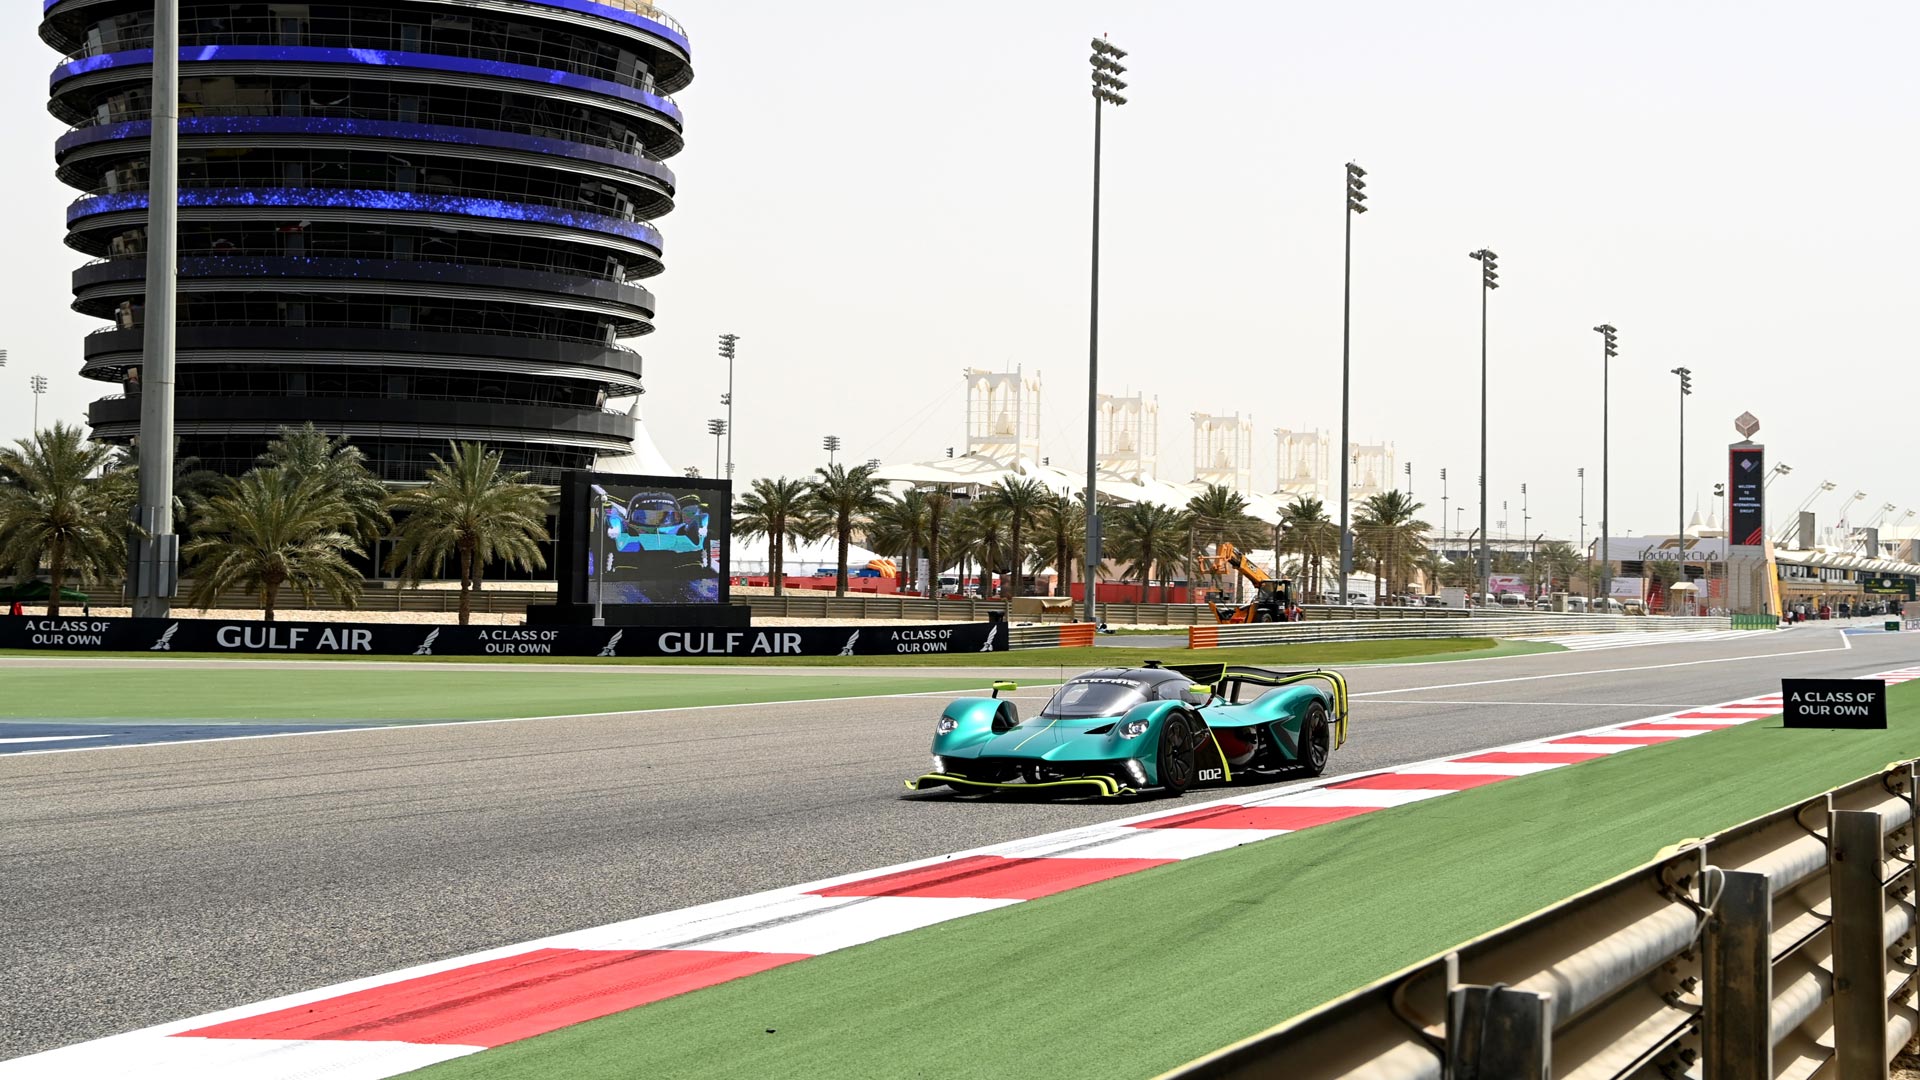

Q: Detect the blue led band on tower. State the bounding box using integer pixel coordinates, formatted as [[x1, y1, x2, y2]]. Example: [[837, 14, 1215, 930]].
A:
[[68, 188, 665, 252], [53, 46, 683, 125], [56, 117, 676, 190]]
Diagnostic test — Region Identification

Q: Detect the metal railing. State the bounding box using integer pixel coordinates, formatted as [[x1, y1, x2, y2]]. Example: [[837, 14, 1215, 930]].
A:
[[1164, 760, 1920, 1079], [71, 176, 663, 230], [61, 19, 682, 98], [69, 104, 664, 159], [83, 317, 642, 351], [84, 247, 649, 284], [739, 594, 1007, 623], [1191, 613, 1738, 649]]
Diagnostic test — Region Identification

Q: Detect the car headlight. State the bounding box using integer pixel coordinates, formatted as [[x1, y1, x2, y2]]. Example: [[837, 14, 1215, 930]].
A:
[[1125, 759, 1147, 785], [936, 717, 958, 735], [931, 755, 948, 773], [1119, 719, 1151, 739]]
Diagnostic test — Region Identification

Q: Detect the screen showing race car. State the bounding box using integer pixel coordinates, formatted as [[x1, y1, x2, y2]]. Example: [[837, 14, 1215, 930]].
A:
[[559, 472, 729, 605]]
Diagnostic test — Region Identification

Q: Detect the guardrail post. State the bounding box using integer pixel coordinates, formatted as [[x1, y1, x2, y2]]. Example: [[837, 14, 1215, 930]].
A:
[[1703, 869, 1772, 1079], [1831, 809, 1890, 1080], [1445, 984, 1551, 1079]]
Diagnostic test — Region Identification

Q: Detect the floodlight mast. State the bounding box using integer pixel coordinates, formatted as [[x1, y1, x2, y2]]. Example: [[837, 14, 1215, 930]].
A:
[[1082, 36, 1128, 623], [132, 0, 181, 617]]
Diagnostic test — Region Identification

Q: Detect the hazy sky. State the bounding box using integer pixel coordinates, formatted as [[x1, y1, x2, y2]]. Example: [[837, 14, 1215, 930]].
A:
[[4, 1, 1916, 543]]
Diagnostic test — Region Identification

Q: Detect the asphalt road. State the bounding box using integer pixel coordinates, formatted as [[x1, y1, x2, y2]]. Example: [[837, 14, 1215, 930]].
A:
[[2, 624, 1914, 1060]]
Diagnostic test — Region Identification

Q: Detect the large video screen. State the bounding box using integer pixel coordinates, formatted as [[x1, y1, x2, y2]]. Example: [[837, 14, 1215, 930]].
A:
[[559, 472, 729, 606]]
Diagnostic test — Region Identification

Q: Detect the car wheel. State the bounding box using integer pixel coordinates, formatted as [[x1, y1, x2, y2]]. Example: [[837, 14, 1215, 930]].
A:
[[1157, 712, 1198, 796], [1297, 702, 1331, 777]]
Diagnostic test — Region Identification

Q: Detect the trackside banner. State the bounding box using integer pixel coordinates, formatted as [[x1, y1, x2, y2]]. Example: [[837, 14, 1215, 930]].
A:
[[0, 617, 1008, 657]]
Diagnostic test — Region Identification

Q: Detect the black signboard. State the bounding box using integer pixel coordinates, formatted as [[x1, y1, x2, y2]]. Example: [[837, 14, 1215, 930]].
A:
[[1782, 678, 1887, 729], [0, 617, 1008, 657], [1729, 444, 1766, 547]]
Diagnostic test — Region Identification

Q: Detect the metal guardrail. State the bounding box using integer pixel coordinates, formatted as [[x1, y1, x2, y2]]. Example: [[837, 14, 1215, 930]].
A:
[[1162, 761, 1920, 1079], [1190, 613, 1737, 649], [1007, 623, 1097, 650], [739, 595, 1007, 622]]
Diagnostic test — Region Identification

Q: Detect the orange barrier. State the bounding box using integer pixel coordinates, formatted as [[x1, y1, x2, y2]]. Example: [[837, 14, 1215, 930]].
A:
[[1059, 623, 1097, 648], [1188, 626, 1220, 649]]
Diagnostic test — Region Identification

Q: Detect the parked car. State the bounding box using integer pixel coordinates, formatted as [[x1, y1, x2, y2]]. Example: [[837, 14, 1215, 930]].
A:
[[1496, 592, 1529, 608], [1594, 597, 1626, 614], [1566, 596, 1590, 613]]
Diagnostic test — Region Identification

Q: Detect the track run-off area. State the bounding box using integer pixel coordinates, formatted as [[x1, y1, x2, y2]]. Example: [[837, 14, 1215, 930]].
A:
[[2, 624, 1916, 1077]]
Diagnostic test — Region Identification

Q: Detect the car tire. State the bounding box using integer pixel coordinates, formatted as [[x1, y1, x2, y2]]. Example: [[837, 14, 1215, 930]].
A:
[[1296, 702, 1331, 777], [1156, 711, 1198, 796]]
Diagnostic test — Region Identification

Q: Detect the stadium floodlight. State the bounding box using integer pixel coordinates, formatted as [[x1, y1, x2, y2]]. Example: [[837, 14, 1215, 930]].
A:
[[1593, 324, 1619, 599], [1083, 37, 1129, 621], [1337, 162, 1370, 605], [717, 333, 739, 476], [1670, 367, 1694, 545], [1468, 249, 1500, 596], [823, 434, 841, 466]]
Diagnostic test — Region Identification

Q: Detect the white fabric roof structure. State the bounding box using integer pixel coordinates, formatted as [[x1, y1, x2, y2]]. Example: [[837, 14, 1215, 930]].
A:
[[1772, 547, 1920, 577], [874, 455, 1302, 525], [592, 414, 676, 477], [729, 535, 885, 576]]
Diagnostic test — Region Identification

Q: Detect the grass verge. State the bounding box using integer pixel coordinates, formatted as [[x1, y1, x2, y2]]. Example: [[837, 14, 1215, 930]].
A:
[[0, 636, 1557, 670], [0, 669, 993, 722], [405, 681, 1920, 1080]]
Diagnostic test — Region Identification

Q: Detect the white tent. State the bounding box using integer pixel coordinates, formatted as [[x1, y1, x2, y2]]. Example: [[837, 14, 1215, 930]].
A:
[[730, 534, 885, 576]]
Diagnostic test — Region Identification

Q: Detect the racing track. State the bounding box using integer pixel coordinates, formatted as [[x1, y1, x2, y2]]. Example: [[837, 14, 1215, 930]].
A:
[[2, 624, 1914, 1062]]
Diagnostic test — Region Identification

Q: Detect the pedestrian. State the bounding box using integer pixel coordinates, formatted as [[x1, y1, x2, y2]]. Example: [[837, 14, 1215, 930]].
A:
[[8, 601, 21, 617]]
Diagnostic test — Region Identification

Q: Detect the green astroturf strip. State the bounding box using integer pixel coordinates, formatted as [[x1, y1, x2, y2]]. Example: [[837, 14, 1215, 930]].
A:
[[405, 683, 1920, 1080], [0, 669, 991, 722], [0, 635, 1557, 669]]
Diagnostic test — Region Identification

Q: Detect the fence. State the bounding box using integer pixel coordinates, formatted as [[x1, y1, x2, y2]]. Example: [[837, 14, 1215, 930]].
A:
[[1162, 761, 1920, 1079], [1190, 613, 1738, 649], [1007, 623, 1097, 650]]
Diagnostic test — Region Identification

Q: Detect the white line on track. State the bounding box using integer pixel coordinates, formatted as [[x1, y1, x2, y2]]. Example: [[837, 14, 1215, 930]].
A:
[[1351, 636, 1853, 698], [0, 685, 1052, 758], [0, 734, 110, 745], [1358, 699, 1699, 708]]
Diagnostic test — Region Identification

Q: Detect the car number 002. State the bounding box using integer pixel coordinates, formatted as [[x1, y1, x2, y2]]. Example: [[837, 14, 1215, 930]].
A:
[[1197, 769, 1223, 782]]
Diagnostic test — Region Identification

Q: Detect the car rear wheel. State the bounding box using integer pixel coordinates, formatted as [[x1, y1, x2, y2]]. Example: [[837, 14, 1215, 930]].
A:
[[1297, 703, 1331, 777], [1157, 713, 1198, 796]]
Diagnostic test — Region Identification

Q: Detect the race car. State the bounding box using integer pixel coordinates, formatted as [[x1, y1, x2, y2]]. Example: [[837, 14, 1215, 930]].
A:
[[607, 492, 708, 555], [906, 661, 1350, 798]]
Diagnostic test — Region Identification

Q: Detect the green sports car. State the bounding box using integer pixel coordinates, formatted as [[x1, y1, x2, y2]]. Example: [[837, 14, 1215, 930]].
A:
[[906, 661, 1350, 798]]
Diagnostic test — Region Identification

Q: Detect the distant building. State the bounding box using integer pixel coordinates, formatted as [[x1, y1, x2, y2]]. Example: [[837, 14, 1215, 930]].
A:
[[41, 0, 694, 480]]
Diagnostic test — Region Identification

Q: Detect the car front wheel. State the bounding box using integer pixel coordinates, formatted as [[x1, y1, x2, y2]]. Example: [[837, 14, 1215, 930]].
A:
[[1156, 713, 1198, 796]]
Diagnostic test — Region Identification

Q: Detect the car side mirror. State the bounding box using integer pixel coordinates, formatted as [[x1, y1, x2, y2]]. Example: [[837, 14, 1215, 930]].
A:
[[991, 680, 1017, 698]]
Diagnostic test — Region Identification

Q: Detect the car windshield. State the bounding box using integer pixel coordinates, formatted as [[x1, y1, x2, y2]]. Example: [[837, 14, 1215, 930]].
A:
[[1039, 678, 1148, 719]]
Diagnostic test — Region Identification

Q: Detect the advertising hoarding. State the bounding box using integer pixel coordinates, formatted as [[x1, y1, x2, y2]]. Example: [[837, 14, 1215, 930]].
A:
[[1729, 444, 1766, 546], [1610, 578, 1646, 599], [557, 472, 730, 607], [1603, 536, 1727, 563], [1488, 573, 1527, 596]]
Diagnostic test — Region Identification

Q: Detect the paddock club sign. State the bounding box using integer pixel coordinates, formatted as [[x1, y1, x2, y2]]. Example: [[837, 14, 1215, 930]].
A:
[[0, 618, 1008, 657]]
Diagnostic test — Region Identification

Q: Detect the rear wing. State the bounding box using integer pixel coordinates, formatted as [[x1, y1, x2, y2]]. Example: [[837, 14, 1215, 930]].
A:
[[1169, 663, 1350, 748]]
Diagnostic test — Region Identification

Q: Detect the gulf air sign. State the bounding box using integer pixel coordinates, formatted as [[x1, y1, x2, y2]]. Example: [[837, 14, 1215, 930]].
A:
[[1603, 536, 1728, 562]]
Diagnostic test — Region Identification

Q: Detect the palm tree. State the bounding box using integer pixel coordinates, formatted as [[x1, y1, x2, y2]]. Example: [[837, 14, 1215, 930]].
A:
[[1279, 496, 1338, 600], [980, 477, 1049, 598], [1185, 484, 1267, 601], [732, 477, 811, 595], [0, 423, 130, 616], [801, 463, 887, 597], [1356, 490, 1430, 601], [256, 422, 392, 548], [385, 442, 550, 625], [925, 488, 955, 593], [1034, 490, 1086, 598], [183, 467, 363, 622], [868, 488, 932, 593], [107, 438, 223, 530], [1536, 540, 1583, 596], [949, 500, 1011, 598], [1109, 501, 1186, 599]]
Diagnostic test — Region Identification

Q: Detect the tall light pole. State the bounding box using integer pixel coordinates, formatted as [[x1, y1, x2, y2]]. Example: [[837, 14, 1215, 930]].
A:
[[1403, 461, 1412, 501], [822, 434, 840, 467], [1084, 36, 1128, 623], [717, 334, 738, 479], [1671, 367, 1692, 545], [1577, 467, 1586, 556], [1469, 249, 1498, 596], [1520, 482, 1529, 552], [29, 375, 49, 429], [1593, 325, 1618, 600], [1440, 467, 1449, 556], [1338, 162, 1368, 606], [132, 0, 181, 619], [707, 419, 727, 481]]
